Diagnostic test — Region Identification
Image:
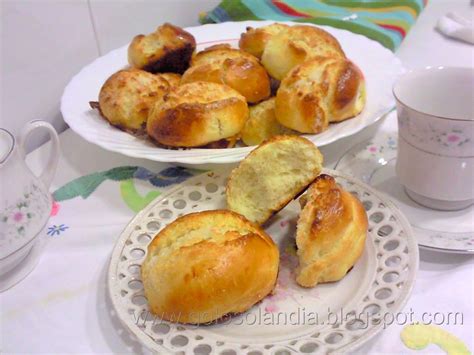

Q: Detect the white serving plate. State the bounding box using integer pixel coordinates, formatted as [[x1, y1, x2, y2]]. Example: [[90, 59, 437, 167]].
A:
[[61, 21, 404, 165], [108, 168, 418, 353]]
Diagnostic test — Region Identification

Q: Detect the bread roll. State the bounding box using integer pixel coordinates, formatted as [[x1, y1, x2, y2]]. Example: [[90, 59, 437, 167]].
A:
[[227, 135, 323, 225], [275, 57, 365, 133], [128, 23, 196, 74], [159, 73, 181, 87], [97, 69, 174, 133], [147, 81, 248, 147], [241, 98, 296, 146], [239, 23, 289, 59], [261, 25, 345, 81], [296, 174, 368, 287], [181, 44, 270, 103], [141, 210, 279, 324]]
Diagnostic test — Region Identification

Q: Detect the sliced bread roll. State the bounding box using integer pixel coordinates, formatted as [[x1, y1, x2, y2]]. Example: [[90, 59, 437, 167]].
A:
[[226, 135, 323, 225], [296, 174, 368, 287]]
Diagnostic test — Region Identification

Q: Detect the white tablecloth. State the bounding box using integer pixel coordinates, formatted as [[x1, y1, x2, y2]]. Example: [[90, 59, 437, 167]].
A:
[[1, 1, 473, 354]]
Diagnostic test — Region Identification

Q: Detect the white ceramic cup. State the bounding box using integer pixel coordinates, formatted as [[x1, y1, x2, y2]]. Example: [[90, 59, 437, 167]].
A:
[[393, 67, 474, 211]]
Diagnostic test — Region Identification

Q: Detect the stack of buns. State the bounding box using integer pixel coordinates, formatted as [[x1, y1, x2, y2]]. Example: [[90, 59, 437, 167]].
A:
[[142, 135, 368, 324], [91, 22, 366, 148]]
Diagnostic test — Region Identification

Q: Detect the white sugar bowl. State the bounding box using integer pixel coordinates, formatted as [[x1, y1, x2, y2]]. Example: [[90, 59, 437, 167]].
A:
[[0, 121, 59, 291]]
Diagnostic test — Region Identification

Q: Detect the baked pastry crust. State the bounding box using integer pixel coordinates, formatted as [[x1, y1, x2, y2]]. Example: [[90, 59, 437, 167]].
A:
[[238, 23, 289, 59], [275, 57, 365, 133], [181, 44, 270, 103], [261, 25, 345, 80], [128, 23, 196, 74], [227, 135, 323, 225], [241, 98, 295, 146], [159, 73, 182, 87], [147, 81, 249, 147], [141, 210, 279, 324], [296, 174, 368, 287], [97, 69, 174, 133]]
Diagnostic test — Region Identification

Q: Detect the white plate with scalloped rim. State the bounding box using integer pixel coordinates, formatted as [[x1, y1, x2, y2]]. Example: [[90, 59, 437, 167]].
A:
[[61, 21, 404, 165], [108, 168, 418, 354]]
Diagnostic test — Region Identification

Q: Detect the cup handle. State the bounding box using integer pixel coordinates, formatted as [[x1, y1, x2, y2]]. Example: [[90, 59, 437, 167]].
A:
[[18, 120, 60, 189]]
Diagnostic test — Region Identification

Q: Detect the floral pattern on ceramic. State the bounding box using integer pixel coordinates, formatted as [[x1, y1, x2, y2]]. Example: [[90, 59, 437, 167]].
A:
[[437, 130, 470, 148], [366, 135, 397, 156], [261, 235, 324, 313], [424, 230, 474, 251], [335, 134, 399, 185], [397, 107, 474, 157], [0, 182, 51, 256], [262, 237, 298, 313]]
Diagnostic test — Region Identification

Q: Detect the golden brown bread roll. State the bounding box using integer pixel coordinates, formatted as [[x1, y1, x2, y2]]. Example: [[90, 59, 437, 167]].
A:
[[181, 44, 270, 103], [97, 69, 174, 133], [296, 174, 368, 287], [238, 23, 289, 59], [241, 98, 296, 146], [260, 25, 345, 81], [227, 135, 323, 225], [275, 57, 366, 133], [141, 210, 279, 324], [159, 73, 181, 87], [147, 81, 249, 147], [128, 23, 196, 74]]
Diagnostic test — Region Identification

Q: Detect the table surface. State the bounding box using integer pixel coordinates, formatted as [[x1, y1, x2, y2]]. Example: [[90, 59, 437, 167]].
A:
[[2, 1, 474, 354]]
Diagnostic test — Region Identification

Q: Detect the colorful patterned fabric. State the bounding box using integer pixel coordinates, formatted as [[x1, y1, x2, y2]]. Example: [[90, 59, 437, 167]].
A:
[[53, 166, 200, 212], [199, 0, 428, 51]]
